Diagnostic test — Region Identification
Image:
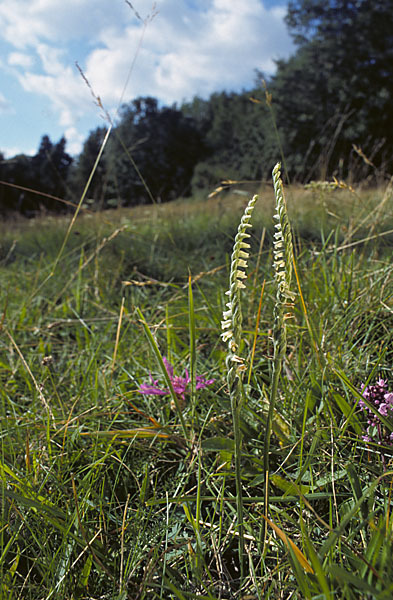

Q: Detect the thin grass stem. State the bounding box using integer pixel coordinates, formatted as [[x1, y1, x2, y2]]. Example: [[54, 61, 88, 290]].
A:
[[137, 307, 189, 441]]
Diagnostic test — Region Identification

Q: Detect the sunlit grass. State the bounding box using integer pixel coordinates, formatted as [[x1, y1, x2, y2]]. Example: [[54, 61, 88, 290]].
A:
[[1, 176, 393, 598]]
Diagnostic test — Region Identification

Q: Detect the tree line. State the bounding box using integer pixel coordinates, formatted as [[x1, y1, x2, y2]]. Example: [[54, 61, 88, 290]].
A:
[[1, 0, 392, 215]]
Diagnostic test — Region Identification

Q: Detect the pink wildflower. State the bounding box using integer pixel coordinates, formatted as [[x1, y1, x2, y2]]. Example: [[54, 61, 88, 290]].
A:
[[138, 357, 214, 400], [359, 378, 393, 446]]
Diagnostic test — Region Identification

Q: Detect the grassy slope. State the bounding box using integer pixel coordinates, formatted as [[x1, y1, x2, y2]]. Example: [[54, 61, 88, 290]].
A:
[[0, 184, 393, 598]]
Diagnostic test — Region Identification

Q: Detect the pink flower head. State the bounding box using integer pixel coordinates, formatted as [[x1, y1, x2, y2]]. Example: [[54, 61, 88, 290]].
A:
[[359, 378, 393, 447], [378, 403, 389, 417], [138, 357, 214, 400], [385, 392, 393, 405]]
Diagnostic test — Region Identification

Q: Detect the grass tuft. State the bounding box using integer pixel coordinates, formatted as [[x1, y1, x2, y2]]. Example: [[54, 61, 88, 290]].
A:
[[1, 176, 393, 598]]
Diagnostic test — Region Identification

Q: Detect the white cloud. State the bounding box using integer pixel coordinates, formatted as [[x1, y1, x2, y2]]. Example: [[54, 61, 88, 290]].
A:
[[0, 0, 132, 48], [8, 52, 35, 69], [17, 47, 93, 128], [0, 92, 13, 114], [0, 0, 294, 154], [84, 0, 293, 107], [64, 126, 88, 156], [2, 145, 35, 158]]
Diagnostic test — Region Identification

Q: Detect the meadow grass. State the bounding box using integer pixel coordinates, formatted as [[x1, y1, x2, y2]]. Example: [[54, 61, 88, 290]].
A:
[[1, 176, 393, 599]]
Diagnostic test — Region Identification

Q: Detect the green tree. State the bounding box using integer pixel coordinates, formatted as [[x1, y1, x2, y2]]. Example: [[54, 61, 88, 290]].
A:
[[272, 0, 393, 180], [105, 97, 207, 206], [183, 90, 278, 191], [31, 135, 73, 210], [0, 154, 36, 215], [0, 151, 5, 214], [67, 127, 108, 208], [0, 136, 73, 215]]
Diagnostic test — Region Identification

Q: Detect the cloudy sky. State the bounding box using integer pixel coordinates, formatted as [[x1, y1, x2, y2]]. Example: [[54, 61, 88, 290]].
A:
[[0, 0, 294, 158]]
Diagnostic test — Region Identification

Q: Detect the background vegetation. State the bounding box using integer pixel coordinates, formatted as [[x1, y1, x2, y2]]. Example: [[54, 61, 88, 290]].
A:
[[1, 0, 393, 215]]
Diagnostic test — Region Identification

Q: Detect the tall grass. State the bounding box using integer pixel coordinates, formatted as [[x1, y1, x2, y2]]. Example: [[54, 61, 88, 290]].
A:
[[1, 167, 393, 598]]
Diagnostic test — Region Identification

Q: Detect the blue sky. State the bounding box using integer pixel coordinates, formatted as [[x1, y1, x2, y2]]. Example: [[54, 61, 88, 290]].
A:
[[0, 0, 294, 158]]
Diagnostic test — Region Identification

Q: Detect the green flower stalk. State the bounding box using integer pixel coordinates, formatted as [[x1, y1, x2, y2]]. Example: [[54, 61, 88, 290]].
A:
[[221, 193, 258, 578], [264, 163, 295, 534]]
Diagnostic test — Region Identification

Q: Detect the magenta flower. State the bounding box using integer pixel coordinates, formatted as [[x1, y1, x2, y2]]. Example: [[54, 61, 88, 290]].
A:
[[138, 357, 214, 401], [359, 378, 393, 446]]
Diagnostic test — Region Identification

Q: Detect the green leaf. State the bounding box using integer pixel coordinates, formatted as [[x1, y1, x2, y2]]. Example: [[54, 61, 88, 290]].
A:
[[201, 437, 235, 452], [333, 392, 362, 436], [328, 565, 379, 595], [77, 554, 93, 591], [271, 474, 310, 495], [346, 463, 369, 522]]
